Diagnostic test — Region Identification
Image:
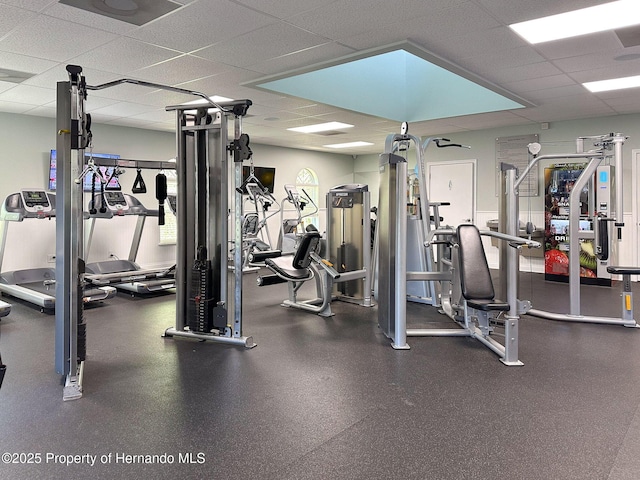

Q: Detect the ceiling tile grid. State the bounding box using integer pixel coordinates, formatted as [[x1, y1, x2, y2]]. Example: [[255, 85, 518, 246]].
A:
[[0, 0, 637, 155], [127, 0, 277, 53], [0, 14, 117, 62]]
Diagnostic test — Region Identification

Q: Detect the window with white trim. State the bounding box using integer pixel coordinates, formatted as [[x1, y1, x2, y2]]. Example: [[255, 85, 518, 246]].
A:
[[295, 168, 319, 230]]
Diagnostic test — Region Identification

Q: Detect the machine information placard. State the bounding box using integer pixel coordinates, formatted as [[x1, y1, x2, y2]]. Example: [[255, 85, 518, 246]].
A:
[[495, 134, 539, 196]]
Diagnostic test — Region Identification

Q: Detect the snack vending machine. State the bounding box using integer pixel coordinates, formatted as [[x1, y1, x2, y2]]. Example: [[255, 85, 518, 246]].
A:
[[543, 163, 611, 286]]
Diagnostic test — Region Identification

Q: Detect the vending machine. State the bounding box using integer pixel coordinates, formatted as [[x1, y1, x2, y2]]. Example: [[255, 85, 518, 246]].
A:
[[543, 163, 611, 286]]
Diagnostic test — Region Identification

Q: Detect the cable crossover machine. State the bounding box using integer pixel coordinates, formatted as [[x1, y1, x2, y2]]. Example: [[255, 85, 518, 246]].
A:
[[55, 65, 255, 401]]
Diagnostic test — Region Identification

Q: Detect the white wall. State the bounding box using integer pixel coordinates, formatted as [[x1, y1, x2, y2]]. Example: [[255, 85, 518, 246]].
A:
[[0, 112, 354, 271]]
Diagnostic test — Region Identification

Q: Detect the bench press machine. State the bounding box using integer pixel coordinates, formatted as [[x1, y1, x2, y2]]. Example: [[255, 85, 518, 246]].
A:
[[377, 145, 540, 365]]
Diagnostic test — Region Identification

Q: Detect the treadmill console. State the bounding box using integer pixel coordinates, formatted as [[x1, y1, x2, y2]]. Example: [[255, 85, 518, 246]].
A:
[[20, 190, 52, 214], [103, 191, 129, 211]]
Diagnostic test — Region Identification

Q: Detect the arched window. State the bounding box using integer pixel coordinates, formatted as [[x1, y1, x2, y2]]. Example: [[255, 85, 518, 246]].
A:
[[295, 168, 319, 230]]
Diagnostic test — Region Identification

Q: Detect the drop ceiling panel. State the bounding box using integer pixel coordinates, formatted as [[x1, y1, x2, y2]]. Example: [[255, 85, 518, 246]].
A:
[[444, 27, 529, 61], [0, 0, 57, 11], [89, 101, 160, 117], [0, 100, 38, 114], [24, 66, 125, 92], [0, 84, 56, 105], [486, 62, 563, 84], [128, 109, 175, 123], [289, 104, 342, 117], [195, 23, 330, 68], [231, 0, 342, 19], [524, 84, 588, 102], [287, 0, 472, 41], [134, 55, 229, 85], [553, 51, 640, 73], [23, 104, 57, 117], [447, 111, 531, 129], [0, 51, 57, 76], [0, 4, 38, 35], [249, 42, 356, 76], [0, 81, 19, 95], [128, 0, 276, 53], [0, 14, 116, 62], [88, 82, 164, 104], [176, 66, 259, 94], [339, 2, 498, 51], [605, 97, 640, 113], [516, 95, 616, 122], [570, 63, 640, 83], [501, 74, 577, 93], [68, 37, 181, 75], [461, 46, 547, 73]]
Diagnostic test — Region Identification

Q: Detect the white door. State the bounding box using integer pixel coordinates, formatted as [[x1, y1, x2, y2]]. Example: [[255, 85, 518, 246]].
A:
[[427, 160, 476, 226]]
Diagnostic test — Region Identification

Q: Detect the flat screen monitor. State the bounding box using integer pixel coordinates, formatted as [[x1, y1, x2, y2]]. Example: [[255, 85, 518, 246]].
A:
[[49, 150, 121, 192], [241, 166, 276, 194]]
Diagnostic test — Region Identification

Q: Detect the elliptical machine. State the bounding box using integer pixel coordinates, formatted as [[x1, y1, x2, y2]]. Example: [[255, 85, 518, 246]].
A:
[[277, 184, 318, 254]]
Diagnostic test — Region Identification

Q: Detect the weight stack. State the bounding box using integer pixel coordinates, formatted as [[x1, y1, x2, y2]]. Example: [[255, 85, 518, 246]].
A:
[[188, 254, 215, 333]]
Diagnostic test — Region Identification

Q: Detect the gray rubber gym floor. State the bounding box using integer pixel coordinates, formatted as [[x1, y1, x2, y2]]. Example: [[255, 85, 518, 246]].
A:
[[0, 271, 639, 480]]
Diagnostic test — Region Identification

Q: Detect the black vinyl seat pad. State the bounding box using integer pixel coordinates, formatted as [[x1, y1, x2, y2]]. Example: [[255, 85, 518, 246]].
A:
[[265, 255, 313, 281], [466, 298, 510, 312]]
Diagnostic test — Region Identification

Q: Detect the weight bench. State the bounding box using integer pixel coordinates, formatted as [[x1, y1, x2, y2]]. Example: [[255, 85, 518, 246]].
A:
[[458, 224, 510, 336], [606, 266, 640, 325]]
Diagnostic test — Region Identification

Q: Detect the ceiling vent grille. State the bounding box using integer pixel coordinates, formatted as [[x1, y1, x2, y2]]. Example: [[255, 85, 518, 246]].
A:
[[59, 0, 180, 26]]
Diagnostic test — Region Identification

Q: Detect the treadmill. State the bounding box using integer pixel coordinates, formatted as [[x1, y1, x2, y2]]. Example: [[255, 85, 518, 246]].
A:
[[85, 192, 175, 294], [0, 190, 116, 311]]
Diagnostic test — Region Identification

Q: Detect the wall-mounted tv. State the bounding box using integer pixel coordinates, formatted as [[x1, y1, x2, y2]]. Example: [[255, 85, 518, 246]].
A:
[[49, 150, 121, 192], [241, 166, 276, 194]]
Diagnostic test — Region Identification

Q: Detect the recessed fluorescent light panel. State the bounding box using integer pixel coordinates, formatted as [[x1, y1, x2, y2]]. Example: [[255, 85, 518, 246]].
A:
[[288, 122, 353, 133], [184, 95, 234, 105], [510, 0, 640, 44], [583, 74, 640, 92], [59, 0, 180, 26], [249, 42, 529, 123], [325, 141, 374, 149]]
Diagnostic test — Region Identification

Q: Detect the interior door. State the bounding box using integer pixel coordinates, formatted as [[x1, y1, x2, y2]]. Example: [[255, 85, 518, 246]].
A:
[[427, 160, 476, 226]]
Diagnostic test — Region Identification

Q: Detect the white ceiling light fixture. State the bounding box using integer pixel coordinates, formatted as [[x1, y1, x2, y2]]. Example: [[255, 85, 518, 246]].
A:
[[583, 74, 640, 92], [325, 141, 374, 149], [182, 95, 235, 114], [510, 0, 640, 44], [287, 122, 354, 133], [183, 95, 234, 105]]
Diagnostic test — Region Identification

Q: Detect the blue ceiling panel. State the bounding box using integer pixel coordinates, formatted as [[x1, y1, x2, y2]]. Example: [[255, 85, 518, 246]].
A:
[[257, 47, 526, 122]]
